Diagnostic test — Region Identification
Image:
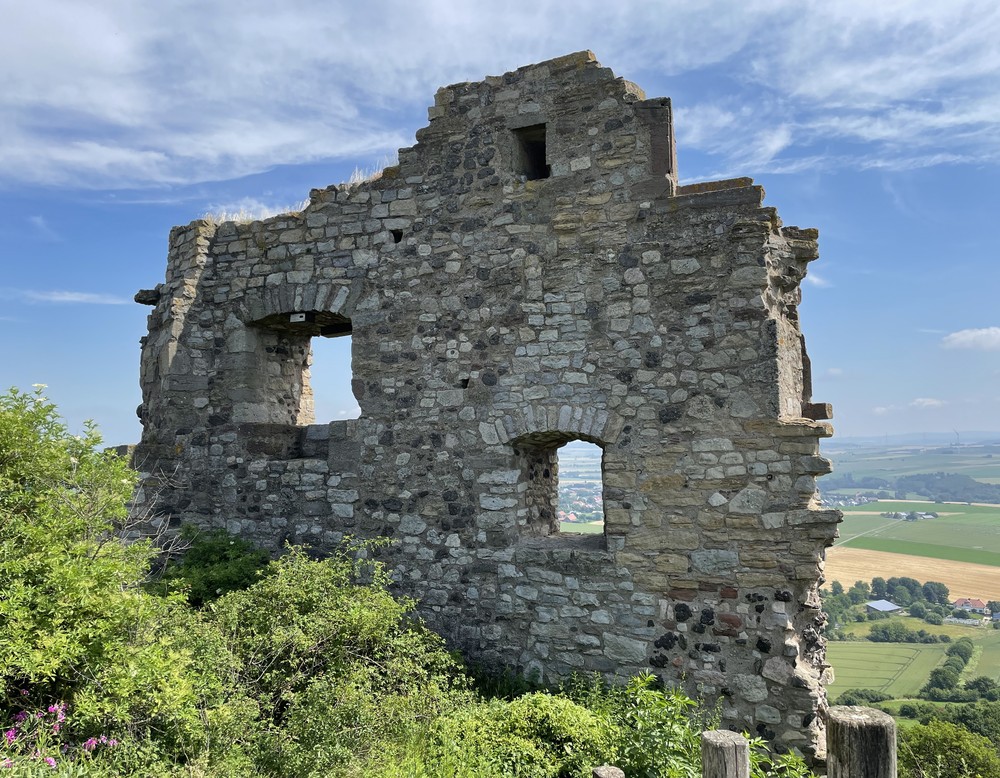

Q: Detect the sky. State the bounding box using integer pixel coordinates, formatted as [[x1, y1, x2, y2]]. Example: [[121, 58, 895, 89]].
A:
[[2, 0, 999, 446]]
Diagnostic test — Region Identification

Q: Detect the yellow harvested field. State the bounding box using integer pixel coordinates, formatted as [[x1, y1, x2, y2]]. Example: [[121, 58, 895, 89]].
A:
[[825, 547, 1000, 602]]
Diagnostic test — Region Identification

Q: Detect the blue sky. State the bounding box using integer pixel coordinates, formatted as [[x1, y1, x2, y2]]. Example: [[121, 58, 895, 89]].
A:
[[2, 1, 999, 445]]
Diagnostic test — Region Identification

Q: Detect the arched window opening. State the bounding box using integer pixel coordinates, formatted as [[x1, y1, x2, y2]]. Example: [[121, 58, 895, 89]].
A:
[[557, 440, 605, 535], [513, 432, 606, 543]]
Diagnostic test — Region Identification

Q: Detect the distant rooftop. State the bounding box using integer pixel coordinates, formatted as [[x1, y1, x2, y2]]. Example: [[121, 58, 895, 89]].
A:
[[866, 600, 902, 612]]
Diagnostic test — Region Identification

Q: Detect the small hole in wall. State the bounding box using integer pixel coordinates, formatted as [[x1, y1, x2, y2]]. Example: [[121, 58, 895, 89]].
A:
[[459, 378, 470, 388], [390, 229, 403, 243]]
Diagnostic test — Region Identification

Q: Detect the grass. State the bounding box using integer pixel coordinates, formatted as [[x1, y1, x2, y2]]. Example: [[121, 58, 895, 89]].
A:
[[560, 521, 604, 535], [833, 501, 1000, 565], [825, 615, 1000, 702], [826, 642, 946, 698], [844, 537, 1000, 567], [842, 615, 987, 642], [201, 198, 309, 226]]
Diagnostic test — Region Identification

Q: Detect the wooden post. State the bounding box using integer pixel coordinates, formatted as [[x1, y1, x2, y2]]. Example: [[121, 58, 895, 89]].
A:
[[827, 706, 896, 778], [702, 730, 750, 778]]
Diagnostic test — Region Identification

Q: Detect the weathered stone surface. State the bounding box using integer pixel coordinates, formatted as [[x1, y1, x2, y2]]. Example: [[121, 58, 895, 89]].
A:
[[132, 51, 837, 758]]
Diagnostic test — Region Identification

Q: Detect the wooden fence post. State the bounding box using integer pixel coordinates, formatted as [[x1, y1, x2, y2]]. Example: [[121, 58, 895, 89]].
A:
[[827, 705, 896, 778], [702, 730, 750, 778]]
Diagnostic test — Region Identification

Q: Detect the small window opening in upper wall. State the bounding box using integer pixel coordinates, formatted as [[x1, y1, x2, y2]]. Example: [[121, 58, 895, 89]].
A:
[[513, 124, 550, 180]]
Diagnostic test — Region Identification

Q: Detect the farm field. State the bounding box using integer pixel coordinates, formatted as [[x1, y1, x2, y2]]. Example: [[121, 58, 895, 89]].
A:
[[825, 547, 1000, 601], [829, 501, 1000, 577], [825, 617, 1000, 700], [826, 642, 946, 698], [824, 443, 1000, 485], [560, 520, 604, 534]]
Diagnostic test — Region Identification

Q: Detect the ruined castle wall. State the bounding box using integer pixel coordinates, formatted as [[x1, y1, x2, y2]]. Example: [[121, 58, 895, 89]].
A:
[[134, 52, 839, 757]]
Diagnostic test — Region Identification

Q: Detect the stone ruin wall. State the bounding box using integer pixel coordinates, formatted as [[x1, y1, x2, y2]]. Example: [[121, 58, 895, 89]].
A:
[[133, 52, 841, 757]]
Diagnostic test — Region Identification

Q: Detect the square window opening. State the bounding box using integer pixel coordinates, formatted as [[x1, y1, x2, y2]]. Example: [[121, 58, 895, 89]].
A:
[[513, 124, 550, 181]]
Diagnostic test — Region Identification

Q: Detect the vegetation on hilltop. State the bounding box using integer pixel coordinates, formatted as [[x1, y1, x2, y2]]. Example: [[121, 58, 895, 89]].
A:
[[0, 387, 810, 777]]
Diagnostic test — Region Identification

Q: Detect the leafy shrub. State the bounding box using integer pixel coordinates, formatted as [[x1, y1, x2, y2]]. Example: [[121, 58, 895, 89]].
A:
[[406, 693, 614, 778], [0, 388, 150, 700], [834, 688, 892, 706], [898, 719, 1000, 778], [946, 639, 974, 664], [151, 525, 271, 606]]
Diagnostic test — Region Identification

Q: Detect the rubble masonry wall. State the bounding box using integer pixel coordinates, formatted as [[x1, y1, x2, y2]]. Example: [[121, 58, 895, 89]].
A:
[[134, 52, 840, 757]]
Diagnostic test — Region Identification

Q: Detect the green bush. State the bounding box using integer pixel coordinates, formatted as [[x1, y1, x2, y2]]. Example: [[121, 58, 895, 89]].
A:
[[152, 525, 271, 606], [404, 693, 614, 778], [0, 388, 150, 699], [899, 719, 1000, 778], [834, 688, 892, 706]]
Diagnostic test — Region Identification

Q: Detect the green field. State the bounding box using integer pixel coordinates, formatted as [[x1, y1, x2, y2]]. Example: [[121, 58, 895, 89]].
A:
[[842, 615, 991, 642], [825, 615, 1000, 701], [560, 520, 604, 534], [844, 537, 1000, 567], [825, 443, 1000, 485], [833, 501, 1000, 565], [826, 642, 946, 698]]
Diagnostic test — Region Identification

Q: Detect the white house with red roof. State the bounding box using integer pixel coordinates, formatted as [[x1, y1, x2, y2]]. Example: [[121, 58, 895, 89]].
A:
[[952, 597, 987, 614]]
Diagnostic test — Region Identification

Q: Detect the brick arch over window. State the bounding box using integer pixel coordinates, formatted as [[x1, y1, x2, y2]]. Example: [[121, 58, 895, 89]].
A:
[[224, 281, 360, 425], [504, 403, 626, 446], [236, 282, 357, 329], [508, 404, 623, 545]]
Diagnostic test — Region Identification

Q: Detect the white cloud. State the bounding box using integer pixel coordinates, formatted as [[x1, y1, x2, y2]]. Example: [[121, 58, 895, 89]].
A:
[[872, 405, 893, 415], [203, 197, 309, 224], [804, 271, 830, 288], [2, 1, 999, 187], [910, 397, 946, 409], [27, 215, 59, 241], [942, 327, 1000, 351], [822, 367, 843, 378], [18, 290, 130, 305]]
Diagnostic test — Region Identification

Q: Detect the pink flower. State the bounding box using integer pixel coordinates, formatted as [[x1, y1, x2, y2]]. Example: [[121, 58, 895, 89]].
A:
[[3, 730, 15, 744], [44, 757, 56, 768], [83, 738, 97, 752], [13, 712, 26, 723]]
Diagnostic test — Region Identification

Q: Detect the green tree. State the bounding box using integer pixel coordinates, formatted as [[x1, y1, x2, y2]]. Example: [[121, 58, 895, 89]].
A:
[[847, 580, 871, 604], [0, 386, 150, 696], [923, 581, 950, 605], [871, 576, 888, 599], [899, 719, 1000, 778], [924, 667, 960, 692], [892, 585, 913, 606], [946, 639, 974, 664]]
